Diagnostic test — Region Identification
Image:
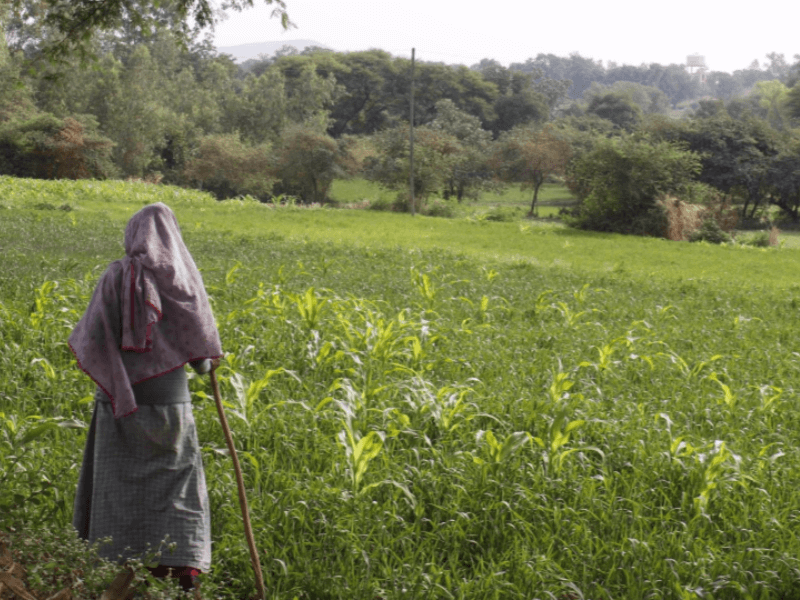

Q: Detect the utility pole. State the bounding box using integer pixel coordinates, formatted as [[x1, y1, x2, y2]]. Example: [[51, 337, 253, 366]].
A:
[[409, 47, 416, 217]]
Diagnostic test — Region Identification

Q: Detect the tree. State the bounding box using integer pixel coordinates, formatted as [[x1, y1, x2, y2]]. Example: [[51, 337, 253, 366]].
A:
[[428, 98, 494, 201], [676, 114, 780, 219], [229, 67, 286, 145], [566, 135, 702, 236], [272, 125, 355, 203], [784, 81, 800, 123], [323, 50, 398, 136], [5, 0, 291, 68], [512, 53, 605, 100], [365, 125, 461, 209], [491, 90, 549, 136], [588, 81, 670, 115], [473, 59, 569, 116], [752, 80, 790, 130], [278, 62, 339, 131], [767, 137, 800, 221], [100, 45, 172, 177], [693, 99, 725, 119], [490, 124, 571, 216], [391, 60, 498, 128], [0, 9, 38, 121], [585, 92, 642, 130]]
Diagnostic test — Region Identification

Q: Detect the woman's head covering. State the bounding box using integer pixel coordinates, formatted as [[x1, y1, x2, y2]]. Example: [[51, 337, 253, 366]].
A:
[[69, 202, 222, 418]]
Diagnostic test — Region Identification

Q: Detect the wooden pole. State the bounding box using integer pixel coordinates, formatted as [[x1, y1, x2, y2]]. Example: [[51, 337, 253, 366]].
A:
[[409, 47, 416, 217], [210, 368, 266, 600]]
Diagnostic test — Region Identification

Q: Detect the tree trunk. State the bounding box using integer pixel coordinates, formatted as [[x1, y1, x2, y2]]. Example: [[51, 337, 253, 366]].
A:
[[528, 174, 544, 217]]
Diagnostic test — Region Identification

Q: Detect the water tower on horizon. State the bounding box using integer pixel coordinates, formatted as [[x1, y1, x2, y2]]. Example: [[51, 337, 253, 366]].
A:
[[687, 54, 708, 83]]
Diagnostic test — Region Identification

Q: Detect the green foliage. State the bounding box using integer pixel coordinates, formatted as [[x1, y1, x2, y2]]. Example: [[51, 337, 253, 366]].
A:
[[490, 123, 572, 216], [426, 99, 496, 201], [567, 135, 701, 235], [753, 80, 791, 130], [587, 81, 670, 116], [421, 198, 457, 218], [689, 218, 733, 244], [665, 113, 779, 215], [482, 205, 522, 222], [490, 89, 550, 134], [272, 125, 355, 204], [787, 83, 800, 121], [364, 124, 462, 207], [6, 0, 291, 69], [0, 113, 116, 179], [736, 230, 771, 247], [586, 92, 643, 130], [182, 133, 274, 201]]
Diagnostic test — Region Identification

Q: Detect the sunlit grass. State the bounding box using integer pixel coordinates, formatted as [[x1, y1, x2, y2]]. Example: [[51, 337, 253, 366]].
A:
[[329, 177, 577, 211]]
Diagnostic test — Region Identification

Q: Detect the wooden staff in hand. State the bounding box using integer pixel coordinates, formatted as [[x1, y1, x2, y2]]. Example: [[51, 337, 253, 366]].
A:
[[208, 357, 266, 600]]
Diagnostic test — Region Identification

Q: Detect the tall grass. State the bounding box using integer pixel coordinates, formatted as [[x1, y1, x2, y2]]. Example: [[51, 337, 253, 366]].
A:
[[3, 177, 800, 599]]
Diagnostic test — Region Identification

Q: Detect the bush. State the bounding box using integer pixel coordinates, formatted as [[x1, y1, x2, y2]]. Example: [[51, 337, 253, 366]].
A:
[[367, 195, 396, 211], [0, 114, 116, 180], [689, 218, 733, 244], [183, 133, 274, 201], [272, 126, 355, 204], [659, 189, 738, 241], [736, 229, 779, 247], [567, 135, 701, 236], [483, 205, 521, 222], [423, 198, 457, 218], [738, 231, 770, 247]]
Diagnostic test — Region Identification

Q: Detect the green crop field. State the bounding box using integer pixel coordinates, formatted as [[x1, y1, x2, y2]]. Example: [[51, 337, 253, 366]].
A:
[[3, 176, 800, 599]]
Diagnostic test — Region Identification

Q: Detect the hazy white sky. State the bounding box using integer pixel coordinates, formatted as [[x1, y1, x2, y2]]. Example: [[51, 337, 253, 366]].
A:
[[210, 0, 799, 74]]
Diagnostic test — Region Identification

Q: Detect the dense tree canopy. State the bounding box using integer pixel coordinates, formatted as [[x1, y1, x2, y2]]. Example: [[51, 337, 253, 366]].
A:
[[4, 0, 291, 67], [2, 2, 800, 223]]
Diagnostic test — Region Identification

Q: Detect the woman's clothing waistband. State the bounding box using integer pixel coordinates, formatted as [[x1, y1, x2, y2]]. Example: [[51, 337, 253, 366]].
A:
[[95, 365, 192, 405]]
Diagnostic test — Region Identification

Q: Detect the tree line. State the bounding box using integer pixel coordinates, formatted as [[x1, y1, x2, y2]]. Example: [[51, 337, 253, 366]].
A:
[[2, 0, 800, 234]]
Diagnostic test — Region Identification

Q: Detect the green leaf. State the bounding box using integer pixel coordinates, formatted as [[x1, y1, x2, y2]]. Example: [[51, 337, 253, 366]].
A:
[[19, 422, 59, 445]]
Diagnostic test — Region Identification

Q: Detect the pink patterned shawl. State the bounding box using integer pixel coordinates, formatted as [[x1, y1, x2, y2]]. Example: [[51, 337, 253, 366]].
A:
[[69, 202, 222, 418]]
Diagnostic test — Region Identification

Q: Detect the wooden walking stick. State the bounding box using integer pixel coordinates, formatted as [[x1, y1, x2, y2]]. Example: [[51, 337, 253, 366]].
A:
[[209, 364, 266, 600]]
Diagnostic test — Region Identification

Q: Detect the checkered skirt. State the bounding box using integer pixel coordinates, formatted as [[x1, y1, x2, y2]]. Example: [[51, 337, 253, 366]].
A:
[[72, 366, 211, 572]]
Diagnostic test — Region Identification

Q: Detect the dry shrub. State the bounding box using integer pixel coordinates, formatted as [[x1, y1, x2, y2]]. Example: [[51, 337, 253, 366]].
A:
[[660, 196, 704, 241], [769, 226, 780, 247], [658, 194, 738, 241]]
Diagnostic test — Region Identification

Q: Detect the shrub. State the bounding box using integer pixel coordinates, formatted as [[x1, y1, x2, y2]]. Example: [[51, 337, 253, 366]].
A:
[[660, 190, 738, 241], [689, 218, 733, 244], [566, 135, 701, 236], [0, 114, 116, 180], [737, 231, 771, 247], [423, 198, 457, 218], [183, 133, 274, 201], [737, 227, 780, 247], [483, 205, 521, 222], [367, 195, 396, 212], [272, 126, 355, 204], [660, 196, 704, 241]]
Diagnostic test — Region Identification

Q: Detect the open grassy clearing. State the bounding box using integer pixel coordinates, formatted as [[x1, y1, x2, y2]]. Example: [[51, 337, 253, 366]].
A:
[[4, 177, 800, 599], [329, 178, 576, 214]]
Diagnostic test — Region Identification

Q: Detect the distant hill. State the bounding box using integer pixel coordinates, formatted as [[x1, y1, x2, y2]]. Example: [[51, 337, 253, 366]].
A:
[[214, 39, 332, 63]]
